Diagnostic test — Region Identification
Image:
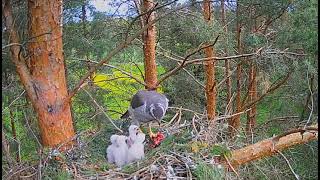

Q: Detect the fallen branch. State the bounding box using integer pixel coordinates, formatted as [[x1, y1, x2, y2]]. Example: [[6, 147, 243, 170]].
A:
[[224, 124, 318, 168]]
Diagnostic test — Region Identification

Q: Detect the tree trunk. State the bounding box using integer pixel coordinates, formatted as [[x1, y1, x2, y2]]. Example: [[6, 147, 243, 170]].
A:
[[3, 0, 75, 150], [221, 0, 232, 112], [203, 0, 216, 121], [246, 63, 257, 136], [27, 0, 75, 149], [246, 6, 258, 137], [229, 0, 242, 137], [142, 0, 158, 90], [9, 109, 19, 161], [225, 125, 318, 168]]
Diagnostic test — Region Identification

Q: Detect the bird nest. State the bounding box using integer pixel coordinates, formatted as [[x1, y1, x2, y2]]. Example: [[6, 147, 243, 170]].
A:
[[3, 108, 234, 179]]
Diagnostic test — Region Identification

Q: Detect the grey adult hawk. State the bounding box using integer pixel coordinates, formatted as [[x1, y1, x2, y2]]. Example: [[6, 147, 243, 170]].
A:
[[121, 90, 169, 138]]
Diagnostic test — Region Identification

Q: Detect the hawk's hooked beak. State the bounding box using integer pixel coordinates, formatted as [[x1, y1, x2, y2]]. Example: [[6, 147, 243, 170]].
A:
[[157, 119, 161, 127]]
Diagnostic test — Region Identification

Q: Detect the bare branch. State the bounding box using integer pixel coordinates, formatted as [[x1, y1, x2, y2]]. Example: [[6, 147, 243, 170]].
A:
[[243, 70, 293, 110], [82, 88, 123, 133], [81, 59, 147, 86], [157, 35, 220, 85]]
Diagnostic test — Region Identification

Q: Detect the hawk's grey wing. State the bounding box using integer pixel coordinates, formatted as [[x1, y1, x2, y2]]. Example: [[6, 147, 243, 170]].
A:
[[131, 90, 145, 109]]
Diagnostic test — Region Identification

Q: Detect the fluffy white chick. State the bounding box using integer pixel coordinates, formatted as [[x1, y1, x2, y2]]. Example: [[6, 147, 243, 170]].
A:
[[106, 134, 119, 164], [113, 135, 129, 167], [127, 125, 140, 147], [127, 132, 146, 164]]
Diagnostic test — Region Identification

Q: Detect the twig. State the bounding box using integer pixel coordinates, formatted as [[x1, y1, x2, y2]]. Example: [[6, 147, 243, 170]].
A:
[[243, 70, 292, 110], [80, 59, 147, 86], [276, 150, 300, 180], [157, 35, 220, 85], [2, 43, 23, 49], [2, 90, 26, 114], [82, 88, 123, 133], [304, 69, 314, 129], [168, 106, 203, 116], [182, 67, 205, 88], [215, 108, 252, 121], [224, 154, 240, 179], [24, 112, 42, 148]]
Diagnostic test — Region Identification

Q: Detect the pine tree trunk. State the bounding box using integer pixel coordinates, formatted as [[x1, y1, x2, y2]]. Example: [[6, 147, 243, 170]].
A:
[[142, 0, 158, 90], [221, 0, 232, 110], [3, 0, 75, 149], [246, 7, 258, 137], [246, 63, 257, 135], [229, 0, 242, 137], [203, 0, 216, 121], [27, 0, 75, 149]]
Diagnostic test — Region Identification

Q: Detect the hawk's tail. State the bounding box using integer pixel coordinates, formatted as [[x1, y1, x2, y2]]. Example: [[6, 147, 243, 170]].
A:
[[120, 110, 130, 119]]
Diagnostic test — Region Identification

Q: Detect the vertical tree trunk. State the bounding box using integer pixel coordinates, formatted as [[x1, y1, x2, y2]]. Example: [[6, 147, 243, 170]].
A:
[[221, 0, 232, 117], [246, 63, 257, 135], [2, 126, 14, 167], [142, 0, 158, 90], [3, 0, 75, 150], [229, 0, 242, 137], [9, 109, 19, 161], [27, 0, 75, 149], [221, 0, 231, 110], [203, 0, 216, 121], [246, 6, 258, 137]]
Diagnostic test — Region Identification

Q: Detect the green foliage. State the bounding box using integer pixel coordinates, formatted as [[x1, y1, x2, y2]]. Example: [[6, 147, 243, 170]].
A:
[[194, 162, 225, 180], [210, 144, 231, 158], [92, 63, 166, 119]]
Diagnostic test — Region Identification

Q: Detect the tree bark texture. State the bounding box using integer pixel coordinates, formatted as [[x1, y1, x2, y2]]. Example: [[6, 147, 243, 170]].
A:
[[229, 0, 242, 137], [226, 125, 318, 168], [221, 0, 232, 108], [142, 0, 158, 90], [246, 63, 257, 135], [27, 0, 75, 148], [3, 0, 75, 149], [203, 0, 216, 121]]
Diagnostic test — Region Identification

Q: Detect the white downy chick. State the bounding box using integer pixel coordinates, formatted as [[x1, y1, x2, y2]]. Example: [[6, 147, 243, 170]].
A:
[[106, 135, 119, 163], [127, 125, 140, 147], [113, 135, 129, 167], [127, 132, 145, 164]]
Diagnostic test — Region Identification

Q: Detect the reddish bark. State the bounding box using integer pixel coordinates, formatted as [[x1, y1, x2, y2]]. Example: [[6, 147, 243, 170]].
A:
[[246, 63, 257, 135], [3, 0, 75, 149], [143, 0, 158, 90], [221, 0, 231, 107], [203, 0, 216, 121], [27, 0, 75, 149], [229, 0, 242, 137]]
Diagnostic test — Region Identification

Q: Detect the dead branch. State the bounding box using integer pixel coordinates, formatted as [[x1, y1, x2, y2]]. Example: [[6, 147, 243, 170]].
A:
[[80, 59, 147, 86], [276, 150, 300, 180], [82, 88, 123, 133], [157, 35, 220, 85], [243, 70, 292, 110], [225, 124, 318, 168]]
